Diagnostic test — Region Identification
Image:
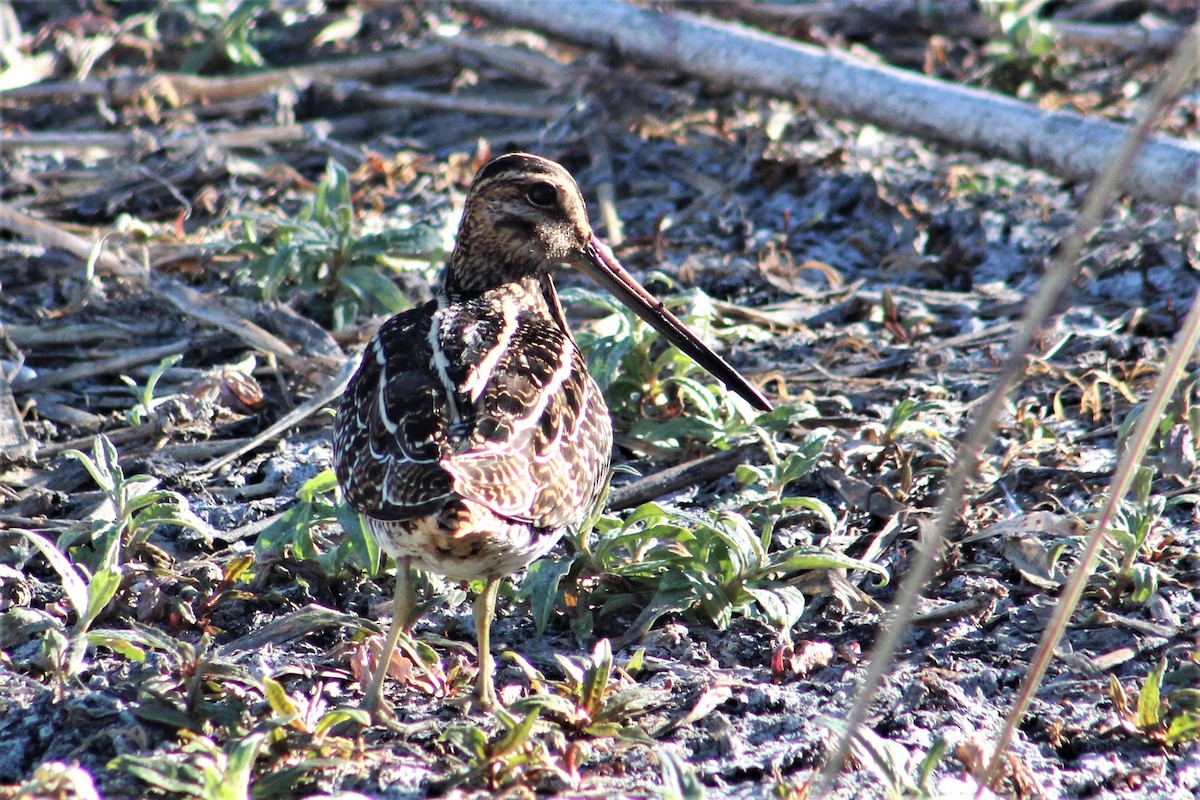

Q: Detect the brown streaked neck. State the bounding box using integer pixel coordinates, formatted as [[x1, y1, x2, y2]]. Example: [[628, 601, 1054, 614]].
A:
[[444, 210, 545, 297]]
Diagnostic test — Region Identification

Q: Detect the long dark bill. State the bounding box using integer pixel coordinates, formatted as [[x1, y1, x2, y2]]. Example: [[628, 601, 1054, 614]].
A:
[[578, 239, 772, 412]]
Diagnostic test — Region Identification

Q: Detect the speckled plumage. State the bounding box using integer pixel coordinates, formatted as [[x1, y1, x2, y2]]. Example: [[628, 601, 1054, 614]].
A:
[[333, 153, 770, 712], [334, 276, 611, 582]]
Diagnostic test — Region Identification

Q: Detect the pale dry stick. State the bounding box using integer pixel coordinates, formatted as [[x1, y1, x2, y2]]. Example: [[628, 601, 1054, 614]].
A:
[[0, 47, 451, 105], [817, 18, 1200, 799], [0, 201, 299, 367], [19, 341, 190, 393], [346, 84, 565, 120], [443, 37, 575, 86], [0, 132, 144, 152], [196, 356, 358, 476], [590, 135, 625, 247], [718, 1, 1184, 56], [1049, 19, 1187, 56], [2, 119, 344, 153]]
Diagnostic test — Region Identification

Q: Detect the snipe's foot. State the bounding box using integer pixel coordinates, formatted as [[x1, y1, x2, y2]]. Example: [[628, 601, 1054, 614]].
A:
[[361, 562, 416, 722]]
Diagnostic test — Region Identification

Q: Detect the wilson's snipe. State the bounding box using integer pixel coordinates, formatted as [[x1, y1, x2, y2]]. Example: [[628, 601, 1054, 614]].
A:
[[334, 153, 771, 713]]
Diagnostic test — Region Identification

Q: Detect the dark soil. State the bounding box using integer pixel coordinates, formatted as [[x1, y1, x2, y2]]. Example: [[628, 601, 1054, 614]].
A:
[[1, 2, 1198, 799]]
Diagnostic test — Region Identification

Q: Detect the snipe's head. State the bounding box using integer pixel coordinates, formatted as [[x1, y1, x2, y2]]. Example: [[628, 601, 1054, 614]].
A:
[[446, 153, 592, 295], [446, 152, 773, 413]]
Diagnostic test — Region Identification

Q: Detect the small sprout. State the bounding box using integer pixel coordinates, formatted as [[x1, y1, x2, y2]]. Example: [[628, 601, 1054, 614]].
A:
[[120, 353, 183, 426]]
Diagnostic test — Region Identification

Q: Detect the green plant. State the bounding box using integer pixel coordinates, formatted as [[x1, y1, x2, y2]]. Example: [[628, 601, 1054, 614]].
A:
[[1095, 466, 1164, 605], [981, 0, 1056, 56], [522, 421, 885, 642], [61, 434, 207, 572], [12, 528, 123, 684], [978, 0, 1061, 95], [254, 468, 378, 576], [440, 707, 575, 792], [121, 352, 183, 425], [112, 730, 268, 800], [9, 436, 204, 682], [820, 717, 946, 800], [560, 502, 886, 643], [564, 284, 768, 455], [170, 0, 271, 73], [725, 423, 836, 543], [659, 746, 707, 800], [223, 161, 441, 329], [1109, 658, 1200, 747], [508, 639, 662, 739]]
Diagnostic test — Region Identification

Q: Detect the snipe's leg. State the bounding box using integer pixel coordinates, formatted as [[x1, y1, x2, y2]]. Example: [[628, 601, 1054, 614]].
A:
[[363, 558, 415, 717], [473, 576, 501, 709]]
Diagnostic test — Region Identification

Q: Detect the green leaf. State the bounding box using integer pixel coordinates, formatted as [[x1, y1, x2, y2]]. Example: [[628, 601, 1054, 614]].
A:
[[510, 692, 581, 722], [339, 506, 380, 575], [297, 469, 339, 503], [263, 675, 299, 721], [581, 639, 614, 717], [14, 529, 88, 617], [110, 755, 202, 794], [519, 557, 574, 635], [777, 496, 837, 530], [86, 630, 146, 662], [658, 747, 706, 800], [1165, 713, 1200, 746], [340, 266, 408, 314], [314, 707, 371, 739], [77, 567, 122, 634], [222, 732, 267, 800], [744, 585, 806, 629], [765, 547, 890, 585], [1138, 659, 1166, 731]]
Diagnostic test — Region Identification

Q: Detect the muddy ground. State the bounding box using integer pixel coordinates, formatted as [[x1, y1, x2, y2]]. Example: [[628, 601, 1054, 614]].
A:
[[1, 2, 1198, 799]]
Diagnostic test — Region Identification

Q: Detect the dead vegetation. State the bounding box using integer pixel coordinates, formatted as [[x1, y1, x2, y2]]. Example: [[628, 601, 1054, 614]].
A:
[[1, 1, 1198, 799]]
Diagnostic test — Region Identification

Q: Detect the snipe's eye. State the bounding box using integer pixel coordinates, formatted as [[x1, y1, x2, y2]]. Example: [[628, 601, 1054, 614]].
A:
[[525, 181, 557, 208]]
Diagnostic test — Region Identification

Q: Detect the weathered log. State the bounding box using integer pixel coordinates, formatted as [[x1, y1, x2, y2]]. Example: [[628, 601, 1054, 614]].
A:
[[458, 0, 1199, 207]]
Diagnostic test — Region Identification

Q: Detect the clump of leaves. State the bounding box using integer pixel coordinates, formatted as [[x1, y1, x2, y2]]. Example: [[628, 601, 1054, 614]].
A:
[[508, 639, 662, 739], [522, 420, 886, 642], [978, 0, 1062, 96], [61, 434, 208, 571], [255, 468, 378, 576], [574, 503, 883, 643], [1109, 657, 1200, 747], [222, 161, 441, 329], [440, 707, 575, 793], [112, 730, 267, 800], [162, 0, 272, 73], [1094, 466, 1165, 605], [93, 622, 260, 732], [8, 436, 205, 683], [565, 284, 768, 455]]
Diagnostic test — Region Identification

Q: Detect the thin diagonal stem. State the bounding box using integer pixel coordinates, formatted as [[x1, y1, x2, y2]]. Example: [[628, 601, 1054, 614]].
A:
[[981, 289, 1200, 791], [817, 17, 1200, 798]]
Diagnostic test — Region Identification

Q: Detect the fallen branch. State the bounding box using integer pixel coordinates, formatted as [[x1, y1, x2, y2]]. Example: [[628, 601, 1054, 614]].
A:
[[607, 442, 762, 510], [0, 47, 451, 107], [458, 0, 1200, 206]]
